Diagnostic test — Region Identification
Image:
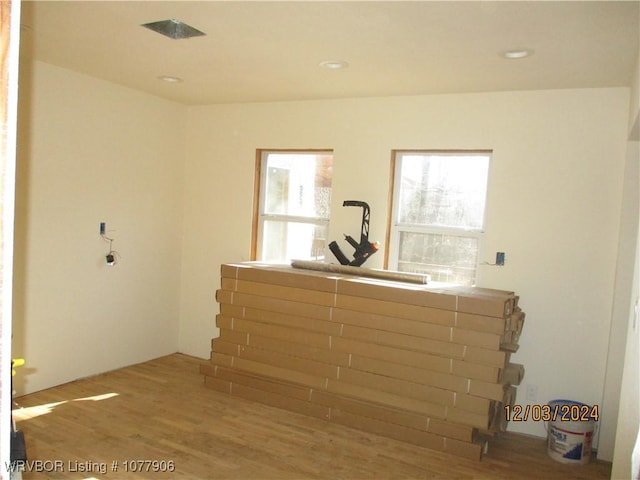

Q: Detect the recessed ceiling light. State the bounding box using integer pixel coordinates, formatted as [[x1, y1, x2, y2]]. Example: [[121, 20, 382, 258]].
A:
[[142, 19, 205, 40], [319, 60, 349, 70], [501, 49, 534, 59], [158, 75, 183, 83]]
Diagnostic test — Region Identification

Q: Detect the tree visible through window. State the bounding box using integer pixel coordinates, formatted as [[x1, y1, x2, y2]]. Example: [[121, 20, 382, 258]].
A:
[[253, 150, 333, 263], [388, 151, 490, 285]]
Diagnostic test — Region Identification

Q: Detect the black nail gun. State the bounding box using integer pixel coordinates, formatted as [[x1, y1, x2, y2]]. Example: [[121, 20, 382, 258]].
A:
[[329, 200, 379, 267]]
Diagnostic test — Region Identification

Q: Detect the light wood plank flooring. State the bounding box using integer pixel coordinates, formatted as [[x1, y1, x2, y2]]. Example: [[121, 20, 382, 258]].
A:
[[12, 354, 612, 479]]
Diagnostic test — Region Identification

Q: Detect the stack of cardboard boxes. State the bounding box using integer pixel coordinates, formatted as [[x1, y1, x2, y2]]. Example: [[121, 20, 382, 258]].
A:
[[201, 262, 525, 460]]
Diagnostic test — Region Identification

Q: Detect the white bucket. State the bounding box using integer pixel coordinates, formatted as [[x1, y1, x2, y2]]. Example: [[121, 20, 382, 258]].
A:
[[546, 399, 597, 465]]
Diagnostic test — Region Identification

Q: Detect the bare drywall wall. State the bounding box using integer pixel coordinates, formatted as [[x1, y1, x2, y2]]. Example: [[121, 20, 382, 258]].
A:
[[13, 61, 186, 395]]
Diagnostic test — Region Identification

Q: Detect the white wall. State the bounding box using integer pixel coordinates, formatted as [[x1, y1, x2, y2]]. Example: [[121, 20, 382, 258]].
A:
[[601, 136, 640, 462], [611, 139, 640, 480], [13, 61, 186, 395], [629, 52, 640, 141], [610, 50, 640, 477], [180, 88, 630, 443]]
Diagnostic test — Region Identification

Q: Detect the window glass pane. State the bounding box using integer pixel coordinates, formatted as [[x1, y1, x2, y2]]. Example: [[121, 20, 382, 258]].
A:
[[397, 231, 479, 286], [261, 220, 327, 263], [256, 150, 333, 263], [398, 154, 489, 229], [263, 153, 333, 219]]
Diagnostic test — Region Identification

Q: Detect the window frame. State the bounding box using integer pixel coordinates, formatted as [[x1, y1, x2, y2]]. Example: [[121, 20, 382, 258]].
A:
[[384, 149, 492, 285], [251, 149, 333, 262]]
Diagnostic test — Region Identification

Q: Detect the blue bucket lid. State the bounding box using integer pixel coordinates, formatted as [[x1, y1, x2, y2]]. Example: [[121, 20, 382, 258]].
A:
[[548, 399, 590, 408]]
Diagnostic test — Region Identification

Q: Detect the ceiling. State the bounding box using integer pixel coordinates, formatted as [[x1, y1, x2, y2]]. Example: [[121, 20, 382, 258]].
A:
[[18, 1, 640, 106]]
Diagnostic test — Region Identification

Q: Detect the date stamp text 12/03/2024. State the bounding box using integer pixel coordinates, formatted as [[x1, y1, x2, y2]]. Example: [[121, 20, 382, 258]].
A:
[[505, 404, 599, 422]]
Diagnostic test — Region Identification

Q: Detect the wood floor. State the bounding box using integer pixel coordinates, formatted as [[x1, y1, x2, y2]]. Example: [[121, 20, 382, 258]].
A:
[[12, 354, 612, 479]]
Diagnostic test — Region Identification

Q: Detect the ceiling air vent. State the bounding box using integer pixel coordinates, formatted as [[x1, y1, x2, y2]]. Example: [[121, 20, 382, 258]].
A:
[[141, 19, 205, 40]]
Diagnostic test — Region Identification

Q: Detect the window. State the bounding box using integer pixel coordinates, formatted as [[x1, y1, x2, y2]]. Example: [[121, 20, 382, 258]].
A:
[[387, 151, 490, 285], [252, 150, 333, 263]]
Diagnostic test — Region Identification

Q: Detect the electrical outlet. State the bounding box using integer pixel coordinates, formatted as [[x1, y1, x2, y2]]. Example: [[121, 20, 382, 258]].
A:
[[496, 251, 505, 266], [526, 384, 538, 402], [100, 222, 106, 235]]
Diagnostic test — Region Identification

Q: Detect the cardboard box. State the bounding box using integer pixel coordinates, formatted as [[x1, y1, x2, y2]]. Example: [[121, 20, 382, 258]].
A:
[[215, 365, 313, 402], [330, 408, 447, 453], [215, 314, 233, 329], [330, 336, 452, 374], [311, 390, 428, 431], [220, 263, 239, 280], [237, 344, 339, 379], [336, 277, 457, 311], [230, 382, 331, 421], [203, 375, 231, 394], [331, 308, 452, 342], [452, 360, 500, 383], [348, 355, 466, 397], [313, 390, 474, 443], [428, 418, 475, 443], [455, 312, 507, 335], [338, 366, 458, 405], [233, 356, 327, 390], [443, 436, 483, 461], [453, 393, 493, 415], [211, 338, 240, 357], [341, 324, 465, 359], [335, 294, 456, 326], [507, 310, 526, 336], [248, 334, 351, 366], [456, 292, 514, 318], [468, 380, 507, 401], [485, 401, 502, 434], [219, 302, 244, 318], [231, 318, 332, 349], [243, 307, 343, 336], [226, 290, 333, 321], [462, 286, 514, 297], [463, 346, 508, 368], [499, 363, 525, 386], [504, 385, 517, 407], [446, 407, 490, 430], [210, 352, 235, 368], [199, 361, 217, 377], [215, 289, 233, 305], [500, 342, 519, 354], [227, 262, 340, 293], [220, 277, 237, 291], [217, 327, 249, 346], [231, 279, 337, 307], [451, 328, 502, 350], [326, 379, 447, 419], [488, 386, 518, 433], [450, 285, 514, 298]]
